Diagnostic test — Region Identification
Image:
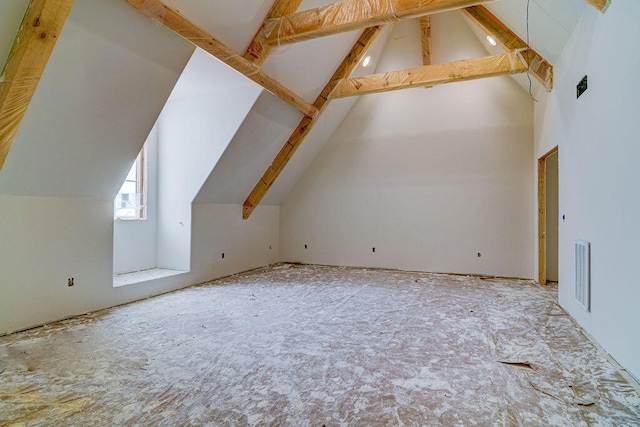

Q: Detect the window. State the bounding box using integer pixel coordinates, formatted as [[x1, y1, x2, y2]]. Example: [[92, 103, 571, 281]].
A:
[[114, 146, 146, 220]]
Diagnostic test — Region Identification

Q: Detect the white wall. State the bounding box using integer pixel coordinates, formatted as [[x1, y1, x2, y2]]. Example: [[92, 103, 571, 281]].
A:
[[191, 204, 280, 282], [534, 0, 640, 380], [0, 196, 279, 334], [114, 49, 263, 275], [0, 1, 279, 334], [280, 14, 535, 279], [156, 55, 262, 270], [0, 196, 115, 334]]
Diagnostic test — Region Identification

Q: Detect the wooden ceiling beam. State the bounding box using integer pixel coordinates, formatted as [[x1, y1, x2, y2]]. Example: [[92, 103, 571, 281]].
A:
[[461, 5, 553, 91], [125, 0, 317, 118], [264, 0, 494, 46], [419, 16, 432, 66], [585, 0, 611, 13], [244, 0, 303, 67], [333, 52, 528, 98], [0, 0, 75, 171], [243, 26, 382, 220]]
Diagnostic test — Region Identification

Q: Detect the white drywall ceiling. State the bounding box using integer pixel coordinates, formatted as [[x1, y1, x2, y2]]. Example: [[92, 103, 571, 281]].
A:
[[0, 0, 194, 200], [194, 91, 303, 204], [262, 25, 391, 204], [194, 25, 390, 206], [0, 0, 590, 205], [485, 0, 586, 64], [262, 30, 362, 103], [168, 48, 260, 101], [461, 14, 539, 94], [160, 0, 273, 53], [461, 0, 587, 93]]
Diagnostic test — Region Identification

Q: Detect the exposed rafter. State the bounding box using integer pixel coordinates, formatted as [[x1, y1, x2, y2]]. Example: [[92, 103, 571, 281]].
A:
[[333, 52, 528, 98], [243, 26, 382, 220], [585, 0, 611, 13], [0, 0, 75, 171], [125, 0, 317, 118], [419, 16, 432, 66], [263, 0, 494, 46], [461, 5, 552, 91], [244, 0, 303, 66]]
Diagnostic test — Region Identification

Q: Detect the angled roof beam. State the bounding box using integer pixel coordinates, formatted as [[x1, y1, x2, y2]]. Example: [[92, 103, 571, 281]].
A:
[[263, 0, 494, 46], [244, 0, 303, 66], [585, 0, 610, 13], [0, 0, 75, 171], [461, 5, 553, 91], [243, 26, 382, 220], [333, 52, 528, 98], [125, 0, 317, 118]]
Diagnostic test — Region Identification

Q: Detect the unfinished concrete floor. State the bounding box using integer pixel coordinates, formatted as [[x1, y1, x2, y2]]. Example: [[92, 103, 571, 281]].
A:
[[1, 264, 639, 426]]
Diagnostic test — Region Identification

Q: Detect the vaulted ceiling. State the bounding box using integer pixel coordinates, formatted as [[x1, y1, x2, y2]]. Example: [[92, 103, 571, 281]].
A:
[[0, 0, 605, 212]]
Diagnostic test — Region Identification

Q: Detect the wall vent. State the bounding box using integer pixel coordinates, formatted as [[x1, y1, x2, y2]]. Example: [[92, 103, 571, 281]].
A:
[[574, 240, 591, 311]]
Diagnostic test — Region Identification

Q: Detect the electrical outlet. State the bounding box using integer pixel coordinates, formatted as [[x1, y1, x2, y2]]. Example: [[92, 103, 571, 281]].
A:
[[67, 277, 74, 287]]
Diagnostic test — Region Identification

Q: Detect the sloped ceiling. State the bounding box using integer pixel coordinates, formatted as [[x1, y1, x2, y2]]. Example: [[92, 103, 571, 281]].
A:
[[484, 0, 586, 63], [195, 25, 390, 205], [160, 0, 275, 53], [0, 0, 590, 204], [0, 0, 194, 199], [187, 0, 590, 209]]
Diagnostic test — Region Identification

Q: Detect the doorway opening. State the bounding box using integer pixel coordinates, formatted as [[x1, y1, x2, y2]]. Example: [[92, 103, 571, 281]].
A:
[[538, 146, 559, 285]]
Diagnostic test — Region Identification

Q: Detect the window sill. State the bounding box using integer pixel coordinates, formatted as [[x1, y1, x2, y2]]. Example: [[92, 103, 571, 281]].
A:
[[113, 268, 188, 287]]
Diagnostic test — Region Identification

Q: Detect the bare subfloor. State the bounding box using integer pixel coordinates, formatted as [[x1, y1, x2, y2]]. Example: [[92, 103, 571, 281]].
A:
[[1, 264, 639, 426]]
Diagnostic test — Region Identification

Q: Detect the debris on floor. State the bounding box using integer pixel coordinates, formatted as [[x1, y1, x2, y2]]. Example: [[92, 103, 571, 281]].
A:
[[1, 264, 639, 425]]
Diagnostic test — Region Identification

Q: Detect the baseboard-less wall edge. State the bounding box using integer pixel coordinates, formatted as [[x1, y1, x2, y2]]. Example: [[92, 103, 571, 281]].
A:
[[200, 263, 284, 286], [6, 261, 637, 390], [621, 369, 640, 394], [558, 302, 640, 394], [282, 261, 533, 282], [1, 262, 282, 338]]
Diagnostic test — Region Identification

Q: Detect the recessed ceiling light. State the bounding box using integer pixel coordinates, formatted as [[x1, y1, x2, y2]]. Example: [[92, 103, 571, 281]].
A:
[[486, 35, 497, 46], [362, 55, 371, 67]]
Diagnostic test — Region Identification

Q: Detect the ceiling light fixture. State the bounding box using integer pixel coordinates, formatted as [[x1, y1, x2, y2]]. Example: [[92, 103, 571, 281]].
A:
[[486, 35, 497, 46], [362, 55, 371, 67]]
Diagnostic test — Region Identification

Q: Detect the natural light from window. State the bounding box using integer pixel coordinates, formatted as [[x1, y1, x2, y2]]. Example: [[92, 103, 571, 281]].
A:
[[114, 146, 146, 220]]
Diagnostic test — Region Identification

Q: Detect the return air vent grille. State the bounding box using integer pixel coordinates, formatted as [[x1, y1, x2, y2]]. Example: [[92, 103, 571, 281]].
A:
[[575, 240, 591, 312]]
